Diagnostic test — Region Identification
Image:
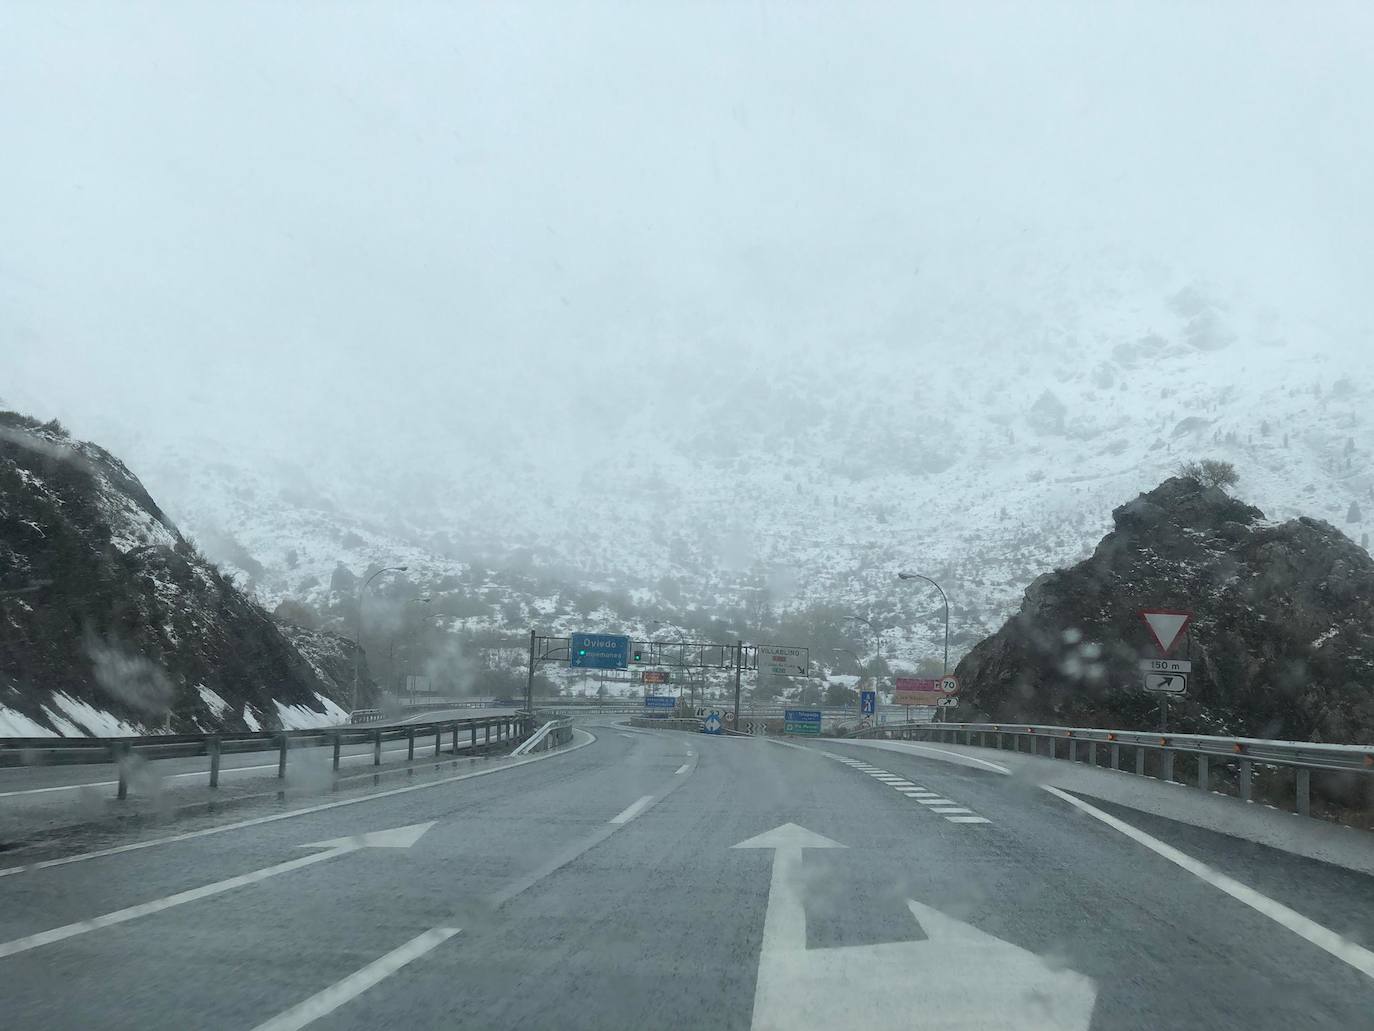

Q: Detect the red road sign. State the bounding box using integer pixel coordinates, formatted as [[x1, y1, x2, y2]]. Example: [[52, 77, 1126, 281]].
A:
[[894, 677, 944, 706], [641, 671, 670, 684], [1139, 610, 1193, 655]]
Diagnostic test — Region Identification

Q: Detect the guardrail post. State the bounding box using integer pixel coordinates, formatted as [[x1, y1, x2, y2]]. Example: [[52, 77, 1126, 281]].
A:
[[469, 725, 476, 751], [485, 723, 491, 746], [1296, 768, 1310, 816], [1069, 739, 1078, 763], [407, 729, 415, 761], [1197, 754, 1209, 791], [434, 728, 441, 757], [1135, 748, 1146, 776], [208, 736, 221, 788], [277, 734, 288, 779], [1161, 749, 1175, 783], [1238, 758, 1252, 802], [114, 742, 129, 799], [1087, 741, 1098, 767]]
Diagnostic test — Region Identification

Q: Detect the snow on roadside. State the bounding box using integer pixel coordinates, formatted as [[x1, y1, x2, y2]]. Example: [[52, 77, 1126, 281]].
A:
[[196, 684, 229, 718], [313, 692, 349, 723], [0, 705, 58, 737], [242, 706, 262, 731], [48, 693, 143, 736], [274, 698, 347, 730]]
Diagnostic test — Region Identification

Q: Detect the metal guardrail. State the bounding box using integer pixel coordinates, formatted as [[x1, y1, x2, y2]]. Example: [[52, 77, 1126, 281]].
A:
[[0, 714, 534, 800], [511, 718, 573, 756], [349, 708, 385, 724], [854, 721, 1374, 817]]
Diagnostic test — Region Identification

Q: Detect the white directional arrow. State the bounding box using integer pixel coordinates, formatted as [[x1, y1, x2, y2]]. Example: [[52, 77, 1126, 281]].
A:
[[0, 821, 435, 959], [735, 823, 1097, 1030], [299, 822, 436, 851]]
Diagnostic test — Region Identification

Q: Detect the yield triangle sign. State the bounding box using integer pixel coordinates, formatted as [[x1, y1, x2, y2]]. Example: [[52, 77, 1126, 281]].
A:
[[1140, 610, 1193, 655]]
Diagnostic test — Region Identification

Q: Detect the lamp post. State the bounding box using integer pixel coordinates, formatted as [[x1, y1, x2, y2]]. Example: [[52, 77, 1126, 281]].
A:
[[353, 565, 408, 711], [653, 620, 696, 709], [845, 615, 884, 709], [896, 571, 951, 721]]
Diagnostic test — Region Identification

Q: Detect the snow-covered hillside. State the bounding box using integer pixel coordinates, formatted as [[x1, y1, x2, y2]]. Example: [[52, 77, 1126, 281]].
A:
[[65, 270, 1372, 675]]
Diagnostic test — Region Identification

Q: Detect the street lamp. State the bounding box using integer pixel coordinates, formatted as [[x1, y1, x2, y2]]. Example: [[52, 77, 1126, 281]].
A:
[[392, 596, 435, 702], [652, 620, 696, 709], [897, 571, 951, 722], [895, 572, 950, 674], [845, 615, 884, 703], [353, 565, 408, 711]]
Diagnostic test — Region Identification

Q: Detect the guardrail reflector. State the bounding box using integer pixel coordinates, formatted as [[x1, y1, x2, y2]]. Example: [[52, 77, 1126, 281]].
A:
[[1233, 743, 1245, 753]]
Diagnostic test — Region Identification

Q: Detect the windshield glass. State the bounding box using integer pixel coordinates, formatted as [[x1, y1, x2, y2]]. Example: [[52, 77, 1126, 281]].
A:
[[1, 5, 1371, 1030]]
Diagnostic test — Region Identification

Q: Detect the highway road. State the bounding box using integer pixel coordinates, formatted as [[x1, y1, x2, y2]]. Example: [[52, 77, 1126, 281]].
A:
[[1, 722, 1372, 1029]]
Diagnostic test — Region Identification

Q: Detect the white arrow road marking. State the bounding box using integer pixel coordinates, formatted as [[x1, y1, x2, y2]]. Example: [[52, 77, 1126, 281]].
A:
[[1045, 786, 1374, 981], [735, 823, 1095, 1030], [0, 822, 435, 959], [0, 731, 595, 879], [249, 926, 461, 1031]]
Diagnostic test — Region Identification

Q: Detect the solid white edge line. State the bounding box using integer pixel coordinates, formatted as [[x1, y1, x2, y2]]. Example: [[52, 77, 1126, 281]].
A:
[[839, 740, 1012, 775], [250, 926, 462, 1031], [0, 847, 343, 958], [0, 730, 598, 879], [609, 794, 655, 825], [1043, 785, 1374, 980]]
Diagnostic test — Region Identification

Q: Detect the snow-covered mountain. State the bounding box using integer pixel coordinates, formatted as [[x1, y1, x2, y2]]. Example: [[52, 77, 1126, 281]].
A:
[[40, 266, 1368, 679]]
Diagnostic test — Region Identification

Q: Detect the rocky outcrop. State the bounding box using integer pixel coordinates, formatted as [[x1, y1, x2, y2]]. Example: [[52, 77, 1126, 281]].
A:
[[0, 412, 377, 736], [954, 477, 1374, 746]]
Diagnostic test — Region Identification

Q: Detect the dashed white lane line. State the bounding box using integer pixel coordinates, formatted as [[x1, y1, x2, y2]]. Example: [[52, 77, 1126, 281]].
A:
[[674, 764, 690, 775], [823, 753, 991, 825], [250, 926, 461, 1031], [609, 795, 655, 825]]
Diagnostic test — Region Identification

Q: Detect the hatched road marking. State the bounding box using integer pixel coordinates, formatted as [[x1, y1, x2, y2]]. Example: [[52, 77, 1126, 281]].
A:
[[823, 753, 991, 825]]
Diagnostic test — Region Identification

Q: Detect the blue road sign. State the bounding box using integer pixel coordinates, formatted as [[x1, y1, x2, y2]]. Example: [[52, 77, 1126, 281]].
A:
[[569, 632, 631, 670], [860, 690, 876, 716], [783, 708, 822, 736], [702, 710, 723, 735], [644, 695, 676, 710]]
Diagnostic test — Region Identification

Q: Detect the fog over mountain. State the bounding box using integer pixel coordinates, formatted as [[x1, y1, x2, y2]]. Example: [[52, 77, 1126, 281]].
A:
[[5, 4, 1374, 672]]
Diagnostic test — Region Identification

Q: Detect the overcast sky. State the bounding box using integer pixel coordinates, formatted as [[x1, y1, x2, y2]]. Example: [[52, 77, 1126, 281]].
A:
[[4, 2, 1373, 474]]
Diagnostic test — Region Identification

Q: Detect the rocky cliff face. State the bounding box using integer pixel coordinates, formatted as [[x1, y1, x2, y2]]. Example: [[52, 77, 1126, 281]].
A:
[[0, 412, 376, 736], [954, 477, 1374, 746]]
